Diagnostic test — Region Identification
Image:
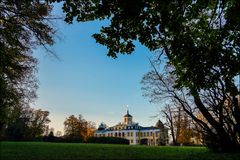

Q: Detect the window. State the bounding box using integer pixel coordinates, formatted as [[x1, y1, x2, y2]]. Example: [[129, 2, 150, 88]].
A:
[[147, 132, 149, 137], [127, 132, 130, 137], [130, 132, 133, 137], [150, 132, 152, 136], [130, 140, 133, 143], [122, 132, 125, 137], [155, 131, 159, 137]]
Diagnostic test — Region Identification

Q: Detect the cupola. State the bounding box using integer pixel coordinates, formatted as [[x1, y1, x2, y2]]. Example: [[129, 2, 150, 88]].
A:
[[123, 109, 133, 125]]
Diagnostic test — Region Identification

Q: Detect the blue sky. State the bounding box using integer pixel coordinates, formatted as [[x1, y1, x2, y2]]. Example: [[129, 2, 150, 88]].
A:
[[32, 5, 162, 133]]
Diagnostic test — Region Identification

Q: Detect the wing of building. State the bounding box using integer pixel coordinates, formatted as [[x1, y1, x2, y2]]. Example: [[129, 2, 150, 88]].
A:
[[95, 110, 169, 145]]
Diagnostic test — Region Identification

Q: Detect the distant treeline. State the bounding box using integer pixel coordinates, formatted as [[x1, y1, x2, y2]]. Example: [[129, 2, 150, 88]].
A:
[[0, 104, 128, 145]]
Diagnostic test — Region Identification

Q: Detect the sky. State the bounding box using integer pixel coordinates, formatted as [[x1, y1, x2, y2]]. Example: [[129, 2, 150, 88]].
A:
[[32, 4, 163, 133]]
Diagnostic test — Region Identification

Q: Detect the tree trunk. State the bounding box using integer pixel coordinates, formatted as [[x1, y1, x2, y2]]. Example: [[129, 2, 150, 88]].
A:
[[192, 89, 239, 152]]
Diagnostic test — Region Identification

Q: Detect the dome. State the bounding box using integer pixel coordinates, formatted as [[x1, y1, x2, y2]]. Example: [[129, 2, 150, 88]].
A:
[[97, 122, 107, 130], [155, 120, 164, 129]]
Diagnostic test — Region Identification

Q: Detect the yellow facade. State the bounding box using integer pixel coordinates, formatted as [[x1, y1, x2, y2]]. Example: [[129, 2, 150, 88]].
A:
[[95, 110, 168, 145]]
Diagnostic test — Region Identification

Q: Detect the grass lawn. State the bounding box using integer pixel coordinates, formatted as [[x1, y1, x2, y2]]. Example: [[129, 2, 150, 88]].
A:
[[1, 141, 240, 160]]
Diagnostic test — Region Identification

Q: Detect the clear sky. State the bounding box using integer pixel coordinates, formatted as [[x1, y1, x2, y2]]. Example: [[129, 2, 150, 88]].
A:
[[32, 4, 163, 133]]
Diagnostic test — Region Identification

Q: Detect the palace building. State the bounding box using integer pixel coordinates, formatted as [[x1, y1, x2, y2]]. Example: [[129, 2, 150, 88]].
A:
[[95, 110, 169, 145]]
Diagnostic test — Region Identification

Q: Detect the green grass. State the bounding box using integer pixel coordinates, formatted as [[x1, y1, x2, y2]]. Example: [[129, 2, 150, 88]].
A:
[[1, 142, 240, 160]]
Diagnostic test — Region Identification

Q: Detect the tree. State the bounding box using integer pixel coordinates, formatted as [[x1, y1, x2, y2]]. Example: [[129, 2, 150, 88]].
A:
[[64, 115, 84, 137], [4, 106, 50, 140], [142, 59, 239, 151], [161, 104, 194, 145], [55, 0, 240, 152], [28, 109, 51, 138], [0, 0, 56, 133], [162, 105, 182, 145], [86, 121, 96, 138], [47, 130, 55, 141], [4, 105, 33, 140], [177, 112, 193, 145], [64, 114, 95, 140], [162, 105, 176, 145]]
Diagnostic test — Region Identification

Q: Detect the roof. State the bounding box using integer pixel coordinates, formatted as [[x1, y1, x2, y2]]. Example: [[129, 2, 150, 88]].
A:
[[140, 126, 159, 130], [97, 122, 107, 130], [124, 110, 132, 117], [155, 120, 164, 129], [96, 125, 160, 132]]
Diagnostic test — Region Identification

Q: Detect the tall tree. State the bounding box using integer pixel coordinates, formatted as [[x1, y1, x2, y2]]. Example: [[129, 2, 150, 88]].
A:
[[161, 104, 194, 145], [142, 59, 239, 151], [28, 109, 51, 138], [64, 115, 82, 137], [4, 106, 50, 140], [0, 0, 56, 133], [4, 105, 33, 140], [162, 105, 177, 145], [55, 0, 240, 152], [64, 114, 95, 140]]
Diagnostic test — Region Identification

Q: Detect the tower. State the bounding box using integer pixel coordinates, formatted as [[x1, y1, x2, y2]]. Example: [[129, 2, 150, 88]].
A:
[[123, 109, 132, 125]]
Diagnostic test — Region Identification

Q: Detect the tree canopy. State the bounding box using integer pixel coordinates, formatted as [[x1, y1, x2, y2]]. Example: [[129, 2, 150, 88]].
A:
[[64, 114, 95, 140], [55, 0, 239, 88], [55, 0, 240, 152], [4, 105, 50, 140], [0, 0, 56, 132]]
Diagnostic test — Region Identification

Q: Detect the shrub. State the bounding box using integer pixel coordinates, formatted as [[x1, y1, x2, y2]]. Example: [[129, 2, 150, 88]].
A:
[[87, 137, 129, 144]]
